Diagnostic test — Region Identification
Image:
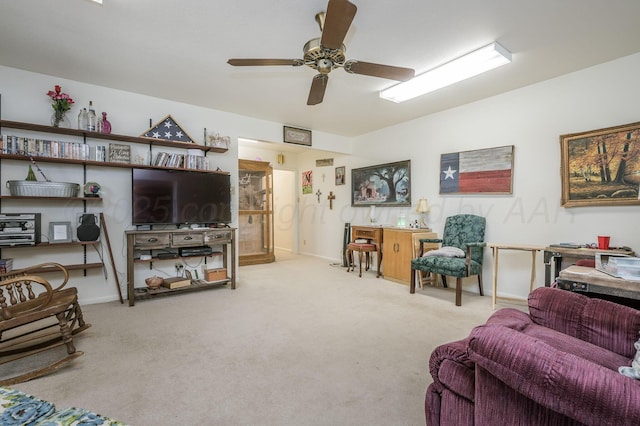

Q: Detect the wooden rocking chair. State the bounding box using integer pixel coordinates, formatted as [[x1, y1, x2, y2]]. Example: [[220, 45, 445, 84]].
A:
[[0, 262, 91, 385]]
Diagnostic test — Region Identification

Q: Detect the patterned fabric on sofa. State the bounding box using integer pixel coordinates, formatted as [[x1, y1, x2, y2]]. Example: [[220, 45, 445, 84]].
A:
[[0, 387, 126, 425]]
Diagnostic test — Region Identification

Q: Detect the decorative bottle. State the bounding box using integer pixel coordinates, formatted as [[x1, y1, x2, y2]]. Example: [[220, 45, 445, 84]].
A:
[[77, 108, 88, 130], [87, 101, 97, 132], [100, 112, 112, 134]]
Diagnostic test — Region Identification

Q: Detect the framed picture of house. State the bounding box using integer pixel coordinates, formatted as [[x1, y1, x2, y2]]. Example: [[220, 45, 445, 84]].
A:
[[560, 121, 640, 207], [351, 160, 411, 207]]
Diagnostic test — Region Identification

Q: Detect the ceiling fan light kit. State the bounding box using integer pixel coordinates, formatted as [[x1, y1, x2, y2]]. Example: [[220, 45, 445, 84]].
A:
[[380, 42, 512, 103], [227, 0, 415, 105]]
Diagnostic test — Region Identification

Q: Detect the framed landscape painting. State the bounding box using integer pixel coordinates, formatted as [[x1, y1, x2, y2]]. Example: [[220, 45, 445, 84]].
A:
[[351, 160, 411, 207], [561, 121, 640, 207]]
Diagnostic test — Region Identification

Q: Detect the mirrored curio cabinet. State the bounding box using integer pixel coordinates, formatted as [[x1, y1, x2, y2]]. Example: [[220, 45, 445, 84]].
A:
[[238, 159, 275, 265]]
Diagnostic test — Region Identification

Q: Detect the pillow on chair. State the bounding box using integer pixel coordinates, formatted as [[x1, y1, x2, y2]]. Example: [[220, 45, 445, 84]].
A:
[[423, 246, 465, 258]]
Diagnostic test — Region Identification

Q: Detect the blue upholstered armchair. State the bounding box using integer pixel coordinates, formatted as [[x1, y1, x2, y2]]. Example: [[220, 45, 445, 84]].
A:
[[410, 214, 486, 306]]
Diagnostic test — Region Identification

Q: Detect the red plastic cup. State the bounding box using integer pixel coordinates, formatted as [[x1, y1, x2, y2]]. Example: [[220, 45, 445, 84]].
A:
[[597, 236, 610, 250]]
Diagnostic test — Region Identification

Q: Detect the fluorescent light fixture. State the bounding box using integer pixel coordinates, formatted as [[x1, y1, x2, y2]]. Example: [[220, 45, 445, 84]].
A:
[[380, 42, 511, 103], [89, 0, 103, 4]]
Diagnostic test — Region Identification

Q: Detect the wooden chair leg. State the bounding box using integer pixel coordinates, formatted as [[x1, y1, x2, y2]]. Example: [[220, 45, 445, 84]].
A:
[[455, 277, 462, 307], [441, 275, 448, 288], [410, 267, 416, 293], [358, 250, 364, 277], [56, 311, 76, 355], [477, 274, 484, 296]]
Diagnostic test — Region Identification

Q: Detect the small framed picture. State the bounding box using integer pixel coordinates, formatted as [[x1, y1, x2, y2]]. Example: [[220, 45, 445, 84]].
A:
[[335, 166, 346, 186], [283, 126, 312, 146], [49, 221, 72, 243]]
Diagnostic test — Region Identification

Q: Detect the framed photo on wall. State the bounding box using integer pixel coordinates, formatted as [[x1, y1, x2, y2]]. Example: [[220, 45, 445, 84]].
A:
[[284, 126, 312, 146], [351, 160, 411, 207], [335, 166, 345, 186], [561, 121, 640, 207], [49, 221, 72, 243]]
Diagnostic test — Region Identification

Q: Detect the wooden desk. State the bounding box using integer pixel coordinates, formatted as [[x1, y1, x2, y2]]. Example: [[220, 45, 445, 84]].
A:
[[543, 246, 634, 286], [557, 265, 640, 307], [488, 243, 545, 309], [350, 225, 384, 276], [348, 226, 437, 284]]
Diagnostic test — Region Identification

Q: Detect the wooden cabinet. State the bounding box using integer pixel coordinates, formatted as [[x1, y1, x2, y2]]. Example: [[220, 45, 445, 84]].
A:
[[238, 159, 274, 265], [383, 228, 437, 285], [126, 228, 236, 306]]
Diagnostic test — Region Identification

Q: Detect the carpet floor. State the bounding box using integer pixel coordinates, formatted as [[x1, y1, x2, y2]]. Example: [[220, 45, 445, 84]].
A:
[[12, 251, 506, 425]]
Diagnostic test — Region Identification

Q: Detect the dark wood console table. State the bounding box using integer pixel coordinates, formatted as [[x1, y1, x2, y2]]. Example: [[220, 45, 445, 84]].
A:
[[126, 228, 235, 306]]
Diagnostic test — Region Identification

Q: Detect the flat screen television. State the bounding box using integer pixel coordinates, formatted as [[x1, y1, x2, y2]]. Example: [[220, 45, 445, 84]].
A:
[[132, 168, 231, 226]]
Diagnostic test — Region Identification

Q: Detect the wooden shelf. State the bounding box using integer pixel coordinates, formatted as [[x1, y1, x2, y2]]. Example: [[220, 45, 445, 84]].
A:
[[133, 251, 223, 263], [0, 153, 229, 175], [0, 119, 229, 153], [27, 262, 104, 274], [0, 195, 103, 201], [133, 278, 230, 300], [1, 241, 101, 249]]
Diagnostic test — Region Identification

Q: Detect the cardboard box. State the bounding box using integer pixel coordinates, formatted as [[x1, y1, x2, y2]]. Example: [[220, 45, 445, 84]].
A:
[[162, 277, 192, 289], [205, 268, 227, 281]]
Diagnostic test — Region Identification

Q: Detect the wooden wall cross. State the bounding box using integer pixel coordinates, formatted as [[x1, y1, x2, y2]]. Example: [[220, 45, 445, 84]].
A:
[[327, 191, 336, 209], [316, 189, 322, 203]]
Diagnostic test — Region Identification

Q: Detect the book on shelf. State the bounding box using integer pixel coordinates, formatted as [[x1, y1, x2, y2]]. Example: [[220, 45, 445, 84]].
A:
[[162, 277, 192, 289], [152, 151, 170, 167], [0, 258, 13, 274]]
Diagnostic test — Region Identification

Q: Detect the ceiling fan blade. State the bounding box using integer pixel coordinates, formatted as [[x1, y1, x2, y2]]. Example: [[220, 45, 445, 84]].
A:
[[344, 60, 415, 81], [227, 59, 303, 67], [307, 74, 329, 105], [321, 0, 357, 50]]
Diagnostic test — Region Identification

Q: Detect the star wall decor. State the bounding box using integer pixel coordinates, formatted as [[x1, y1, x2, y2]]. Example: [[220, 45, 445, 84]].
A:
[[140, 115, 195, 143]]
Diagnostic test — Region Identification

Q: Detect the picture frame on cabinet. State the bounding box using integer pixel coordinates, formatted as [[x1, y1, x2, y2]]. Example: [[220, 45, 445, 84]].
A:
[[560, 121, 640, 207], [351, 160, 411, 207], [49, 221, 72, 243]]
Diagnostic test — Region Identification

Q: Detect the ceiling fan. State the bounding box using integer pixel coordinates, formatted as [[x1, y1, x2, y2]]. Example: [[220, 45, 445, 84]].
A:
[[227, 0, 415, 105]]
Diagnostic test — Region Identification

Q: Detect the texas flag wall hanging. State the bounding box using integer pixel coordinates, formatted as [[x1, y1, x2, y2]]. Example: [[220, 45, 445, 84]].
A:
[[439, 145, 514, 194], [141, 115, 195, 143]]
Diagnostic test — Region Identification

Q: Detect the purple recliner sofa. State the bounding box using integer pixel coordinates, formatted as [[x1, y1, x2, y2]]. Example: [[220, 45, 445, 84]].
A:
[[426, 287, 640, 425]]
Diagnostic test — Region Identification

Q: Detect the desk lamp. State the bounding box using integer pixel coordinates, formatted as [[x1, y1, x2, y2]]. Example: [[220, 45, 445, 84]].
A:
[[416, 198, 431, 229]]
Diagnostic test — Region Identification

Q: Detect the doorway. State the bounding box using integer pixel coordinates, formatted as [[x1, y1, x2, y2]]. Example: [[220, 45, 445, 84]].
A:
[[273, 169, 296, 254]]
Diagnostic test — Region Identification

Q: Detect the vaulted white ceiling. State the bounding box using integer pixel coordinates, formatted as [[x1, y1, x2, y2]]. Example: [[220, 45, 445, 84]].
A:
[[2, 1, 640, 137]]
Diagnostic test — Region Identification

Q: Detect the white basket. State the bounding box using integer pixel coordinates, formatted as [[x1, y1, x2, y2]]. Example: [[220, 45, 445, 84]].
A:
[[6, 181, 80, 197]]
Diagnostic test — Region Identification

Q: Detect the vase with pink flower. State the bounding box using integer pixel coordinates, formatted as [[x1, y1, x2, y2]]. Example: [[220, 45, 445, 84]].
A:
[[46, 85, 74, 128]]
